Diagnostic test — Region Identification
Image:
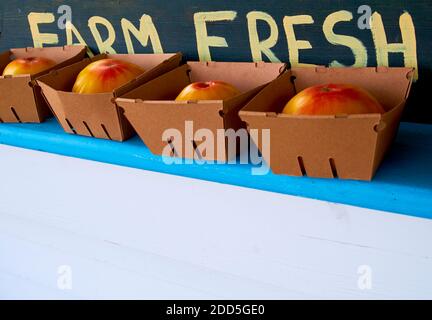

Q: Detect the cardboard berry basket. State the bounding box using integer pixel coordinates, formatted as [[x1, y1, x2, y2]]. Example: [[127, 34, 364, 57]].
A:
[[0, 45, 86, 123], [239, 66, 414, 181], [115, 61, 286, 161], [37, 52, 182, 141]]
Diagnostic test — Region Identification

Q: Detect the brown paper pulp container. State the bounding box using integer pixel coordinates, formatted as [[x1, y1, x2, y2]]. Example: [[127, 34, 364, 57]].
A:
[[37, 52, 182, 141], [239, 67, 414, 181], [0, 45, 86, 123], [116, 61, 286, 161]]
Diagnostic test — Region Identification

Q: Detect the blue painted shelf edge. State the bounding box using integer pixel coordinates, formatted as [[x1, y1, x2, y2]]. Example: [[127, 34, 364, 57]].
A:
[[0, 118, 431, 219]]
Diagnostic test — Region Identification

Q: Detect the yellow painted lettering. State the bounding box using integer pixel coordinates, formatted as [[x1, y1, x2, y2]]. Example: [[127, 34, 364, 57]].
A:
[[323, 10, 368, 67], [27, 12, 59, 47], [283, 15, 316, 67], [121, 15, 163, 54], [88, 16, 116, 54], [371, 12, 418, 80], [65, 21, 88, 47], [247, 11, 280, 62], [194, 11, 237, 61]]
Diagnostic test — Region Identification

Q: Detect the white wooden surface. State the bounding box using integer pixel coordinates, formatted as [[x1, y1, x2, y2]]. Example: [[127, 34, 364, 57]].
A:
[[0, 144, 431, 299]]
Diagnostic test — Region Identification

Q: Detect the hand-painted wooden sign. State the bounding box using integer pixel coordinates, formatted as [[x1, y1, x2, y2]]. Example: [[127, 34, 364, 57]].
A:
[[0, 0, 430, 123]]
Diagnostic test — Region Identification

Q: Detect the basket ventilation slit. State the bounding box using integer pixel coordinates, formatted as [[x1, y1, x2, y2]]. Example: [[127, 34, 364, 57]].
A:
[[329, 158, 338, 178], [167, 137, 178, 158], [192, 140, 202, 160], [83, 121, 94, 137], [101, 124, 112, 140], [10, 107, 21, 123], [65, 119, 77, 134], [297, 156, 307, 176]]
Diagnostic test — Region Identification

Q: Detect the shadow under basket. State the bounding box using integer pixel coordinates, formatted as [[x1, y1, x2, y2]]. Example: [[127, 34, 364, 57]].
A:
[[239, 67, 414, 181], [37, 52, 182, 141], [0, 45, 87, 123]]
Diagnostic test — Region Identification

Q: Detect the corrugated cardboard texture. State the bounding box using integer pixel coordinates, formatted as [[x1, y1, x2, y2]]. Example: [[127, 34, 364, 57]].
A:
[[0, 46, 86, 123], [239, 67, 414, 181], [117, 61, 285, 161], [37, 53, 182, 141]]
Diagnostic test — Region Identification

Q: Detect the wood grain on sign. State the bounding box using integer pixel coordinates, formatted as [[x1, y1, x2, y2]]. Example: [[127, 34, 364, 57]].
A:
[[0, 0, 430, 123]]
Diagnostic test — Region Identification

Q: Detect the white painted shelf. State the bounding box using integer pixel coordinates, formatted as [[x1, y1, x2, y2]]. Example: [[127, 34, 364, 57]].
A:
[[1, 144, 431, 299]]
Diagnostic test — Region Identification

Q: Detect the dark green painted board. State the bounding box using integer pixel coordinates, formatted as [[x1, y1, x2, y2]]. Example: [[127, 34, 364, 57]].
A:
[[0, 0, 431, 123]]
